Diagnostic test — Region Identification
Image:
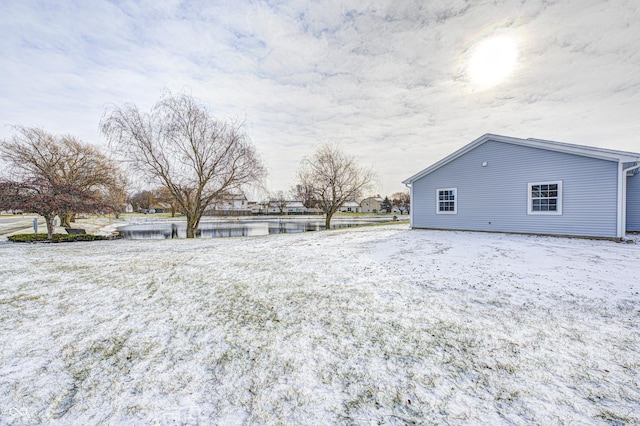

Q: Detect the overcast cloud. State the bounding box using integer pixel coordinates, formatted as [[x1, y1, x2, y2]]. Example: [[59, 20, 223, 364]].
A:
[[1, 0, 639, 195]]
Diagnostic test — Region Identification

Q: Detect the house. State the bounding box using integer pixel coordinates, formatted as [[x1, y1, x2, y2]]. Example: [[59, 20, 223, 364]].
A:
[[339, 201, 361, 213], [402, 134, 640, 239], [360, 197, 382, 213], [284, 201, 305, 215], [205, 192, 249, 215], [250, 200, 308, 215], [248, 201, 261, 214], [147, 202, 172, 213], [222, 192, 248, 212]]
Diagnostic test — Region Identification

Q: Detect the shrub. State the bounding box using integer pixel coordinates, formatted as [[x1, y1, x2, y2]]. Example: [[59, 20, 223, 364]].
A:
[[7, 233, 109, 243]]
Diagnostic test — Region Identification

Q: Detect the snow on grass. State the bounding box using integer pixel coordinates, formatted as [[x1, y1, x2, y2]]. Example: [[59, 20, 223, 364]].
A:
[[0, 225, 639, 424], [0, 216, 38, 233]]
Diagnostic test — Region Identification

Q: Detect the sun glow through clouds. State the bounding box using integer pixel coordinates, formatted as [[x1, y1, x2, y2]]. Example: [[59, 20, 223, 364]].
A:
[[467, 34, 518, 90]]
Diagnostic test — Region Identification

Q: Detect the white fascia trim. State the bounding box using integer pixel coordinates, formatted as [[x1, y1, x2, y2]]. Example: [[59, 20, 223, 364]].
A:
[[527, 138, 640, 162], [518, 141, 638, 163], [620, 161, 640, 239], [404, 182, 414, 227], [403, 134, 492, 184], [408, 183, 414, 227], [402, 133, 640, 185]]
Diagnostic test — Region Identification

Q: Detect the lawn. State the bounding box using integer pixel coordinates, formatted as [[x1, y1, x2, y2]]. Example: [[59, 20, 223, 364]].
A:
[[0, 224, 638, 424]]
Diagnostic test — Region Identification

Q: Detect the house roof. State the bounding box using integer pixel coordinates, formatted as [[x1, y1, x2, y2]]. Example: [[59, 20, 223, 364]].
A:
[[221, 190, 248, 201], [403, 133, 640, 184], [267, 201, 305, 207]]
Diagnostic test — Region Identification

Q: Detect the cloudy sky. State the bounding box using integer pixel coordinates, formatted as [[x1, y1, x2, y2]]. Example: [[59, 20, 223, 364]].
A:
[[1, 0, 639, 195]]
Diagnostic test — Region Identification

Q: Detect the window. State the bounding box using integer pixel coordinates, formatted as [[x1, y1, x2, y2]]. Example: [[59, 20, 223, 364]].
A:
[[528, 181, 562, 215], [436, 188, 457, 214]]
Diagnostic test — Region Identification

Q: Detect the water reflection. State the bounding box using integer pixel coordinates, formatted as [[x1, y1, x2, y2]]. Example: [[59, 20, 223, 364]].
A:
[[117, 217, 401, 240]]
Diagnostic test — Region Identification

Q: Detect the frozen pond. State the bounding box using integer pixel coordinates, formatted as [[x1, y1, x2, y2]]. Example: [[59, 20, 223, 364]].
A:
[[117, 216, 405, 239]]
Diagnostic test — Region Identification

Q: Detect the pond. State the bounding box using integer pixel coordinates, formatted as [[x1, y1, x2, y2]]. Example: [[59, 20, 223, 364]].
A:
[[117, 216, 406, 239]]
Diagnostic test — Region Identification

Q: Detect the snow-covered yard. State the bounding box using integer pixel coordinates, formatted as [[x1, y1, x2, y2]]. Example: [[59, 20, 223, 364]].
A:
[[1, 224, 639, 424]]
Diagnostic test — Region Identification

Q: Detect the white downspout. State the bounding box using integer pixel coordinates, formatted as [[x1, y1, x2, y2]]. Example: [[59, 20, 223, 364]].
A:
[[621, 161, 640, 239], [405, 183, 413, 228]]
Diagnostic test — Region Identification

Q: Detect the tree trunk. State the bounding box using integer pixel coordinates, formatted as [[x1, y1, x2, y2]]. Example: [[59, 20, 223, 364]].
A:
[[325, 212, 333, 230], [45, 214, 56, 239], [186, 213, 201, 238], [60, 212, 72, 228]]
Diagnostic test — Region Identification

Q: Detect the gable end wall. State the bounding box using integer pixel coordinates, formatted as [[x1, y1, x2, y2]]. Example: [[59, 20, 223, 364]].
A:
[[412, 140, 619, 238]]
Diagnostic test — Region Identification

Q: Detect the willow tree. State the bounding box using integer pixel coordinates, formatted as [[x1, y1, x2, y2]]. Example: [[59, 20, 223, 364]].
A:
[[101, 92, 266, 238], [297, 144, 374, 229]]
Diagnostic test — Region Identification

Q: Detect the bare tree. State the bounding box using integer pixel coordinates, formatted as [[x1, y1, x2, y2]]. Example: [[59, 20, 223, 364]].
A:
[[297, 144, 374, 229], [0, 126, 120, 236], [391, 190, 410, 213], [292, 183, 317, 209], [52, 136, 124, 227], [101, 92, 266, 238], [155, 187, 179, 217], [103, 170, 129, 219], [128, 190, 157, 212]]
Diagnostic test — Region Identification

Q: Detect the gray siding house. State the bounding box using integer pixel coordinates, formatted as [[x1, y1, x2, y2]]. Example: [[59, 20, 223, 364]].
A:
[[403, 134, 640, 239]]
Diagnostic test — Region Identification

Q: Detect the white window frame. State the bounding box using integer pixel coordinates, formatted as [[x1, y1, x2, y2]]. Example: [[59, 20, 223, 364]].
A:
[[528, 181, 563, 215], [436, 187, 457, 214]]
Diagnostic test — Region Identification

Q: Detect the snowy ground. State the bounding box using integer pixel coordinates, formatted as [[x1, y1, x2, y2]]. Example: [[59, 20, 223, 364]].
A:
[[1, 224, 639, 425], [0, 216, 40, 235]]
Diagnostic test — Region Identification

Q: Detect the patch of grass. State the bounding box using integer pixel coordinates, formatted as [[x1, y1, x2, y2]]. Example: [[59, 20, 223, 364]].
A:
[[7, 233, 109, 243], [334, 212, 404, 218], [596, 410, 635, 425], [117, 212, 184, 219]]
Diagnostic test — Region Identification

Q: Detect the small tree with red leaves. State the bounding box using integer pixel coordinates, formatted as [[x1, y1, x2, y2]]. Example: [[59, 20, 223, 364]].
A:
[[0, 178, 110, 238], [0, 126, 121, 238]]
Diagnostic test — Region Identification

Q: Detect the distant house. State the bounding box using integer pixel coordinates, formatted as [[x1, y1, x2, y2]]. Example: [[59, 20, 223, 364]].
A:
[[403, 133, 640, 239], [206, 192, 249, 215], [148, 202, 172, 213], [360, 197, 382, 213], [339, 201, 361, 213], [258, 200, 307, 215], [248, 201, 261, 215], [284, 201, 305, 215]]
